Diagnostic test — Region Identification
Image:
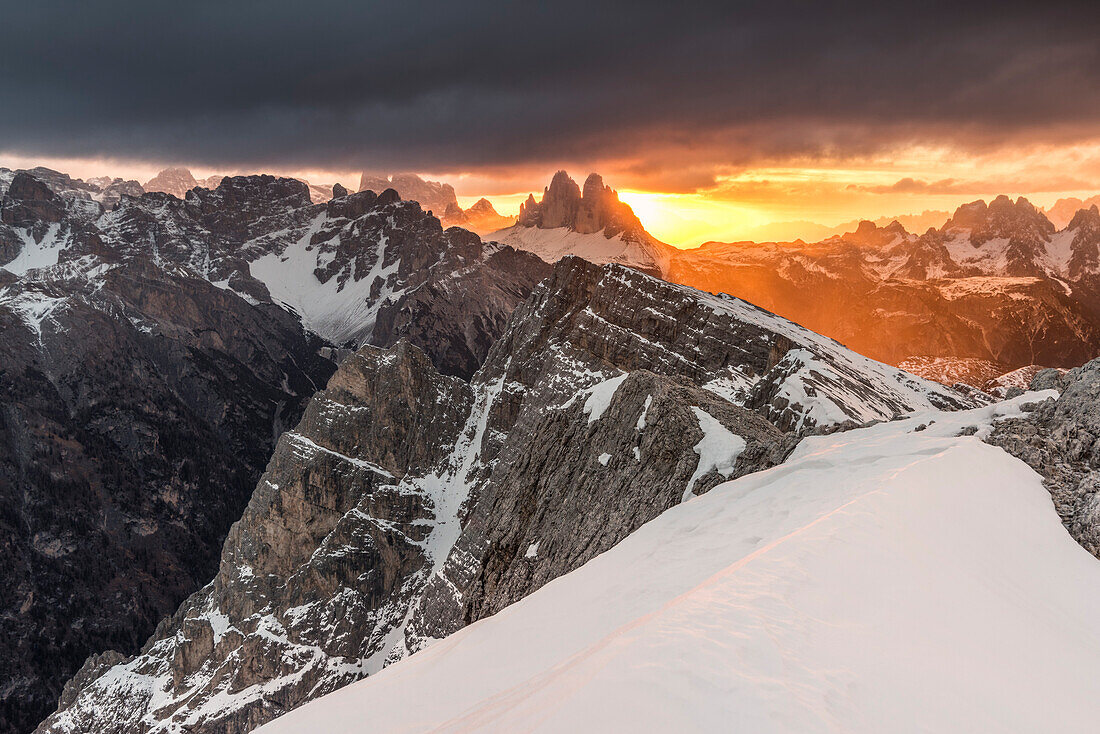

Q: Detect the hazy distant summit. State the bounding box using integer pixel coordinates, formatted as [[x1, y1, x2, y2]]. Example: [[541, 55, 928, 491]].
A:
[[143, 167, 223, 199], [358, 172, 458, 216], [1045, 194, 1100, 229], [358, 172, 516, 234], [442, 197, 514, 233]]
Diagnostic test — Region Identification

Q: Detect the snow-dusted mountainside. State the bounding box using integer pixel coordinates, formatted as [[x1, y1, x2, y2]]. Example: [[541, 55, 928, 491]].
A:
[[0, 253, 336, 734], [441, 197, 515, 235], [668, 198, 1100, 379], [257, 392, 1100, 734], [0, 168, 551, 732], [488, 222, 673, 278], [39, 257, 978, 734], [489, 171, 677, 277], [2, 170, 551, 379]]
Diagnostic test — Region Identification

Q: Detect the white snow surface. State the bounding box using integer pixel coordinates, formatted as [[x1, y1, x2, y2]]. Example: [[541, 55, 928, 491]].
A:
[[258, 392, 1100, 734], [488, 224, 671, 275], [1, 224, 66, 275], [682, 407, 747, 501], [581, 373, 628, 423], [248, 214, 402, 346]]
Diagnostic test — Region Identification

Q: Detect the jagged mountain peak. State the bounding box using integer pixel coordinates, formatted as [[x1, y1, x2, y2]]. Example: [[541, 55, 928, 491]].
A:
[[187, 173, 314, 211], [837, 219, 911, 248], [497, 171, 674, 276], [2, 172, 65, 225], [1067, 203, 1100, 231], [946, 194, 1054, 237], [468, 197, 498, 214], [517, 169, 643, 237]]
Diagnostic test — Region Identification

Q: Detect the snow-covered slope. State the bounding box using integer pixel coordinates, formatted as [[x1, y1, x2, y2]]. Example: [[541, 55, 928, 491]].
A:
[[488, 224, 673, 276], [258, 393, 1100, 733]]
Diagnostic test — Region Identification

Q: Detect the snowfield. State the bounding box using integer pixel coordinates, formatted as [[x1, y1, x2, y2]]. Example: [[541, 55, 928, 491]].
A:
[[487, 224, 672, 275], [258, 392, 1100, 733]]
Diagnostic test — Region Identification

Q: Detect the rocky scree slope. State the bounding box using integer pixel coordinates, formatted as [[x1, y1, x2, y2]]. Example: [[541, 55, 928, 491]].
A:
[[989, 358, 1100, 558], [39, 258, 978, 734]]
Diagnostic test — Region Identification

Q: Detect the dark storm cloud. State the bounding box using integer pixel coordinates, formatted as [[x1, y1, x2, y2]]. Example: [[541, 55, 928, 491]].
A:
[[2, 1, 1099, 181]]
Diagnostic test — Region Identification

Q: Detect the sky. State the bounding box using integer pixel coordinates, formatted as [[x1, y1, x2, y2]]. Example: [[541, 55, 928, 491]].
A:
[[2, 1, 1099, 245]]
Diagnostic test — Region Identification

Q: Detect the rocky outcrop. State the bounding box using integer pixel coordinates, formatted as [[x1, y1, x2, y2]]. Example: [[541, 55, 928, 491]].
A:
[[497, 171, 677, 277], [517, 171, 647, 240], [370, 242, 550, 379], [988, 359, 1100, 557], [2, 172, 66, 225], [39, 258, 978, 734]]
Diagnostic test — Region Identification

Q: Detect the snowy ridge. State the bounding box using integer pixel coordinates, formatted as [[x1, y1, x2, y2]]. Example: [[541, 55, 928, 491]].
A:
[[596, 264, 976, 431], [258, 392, 1100, 734], [488, 224, 672, 276]]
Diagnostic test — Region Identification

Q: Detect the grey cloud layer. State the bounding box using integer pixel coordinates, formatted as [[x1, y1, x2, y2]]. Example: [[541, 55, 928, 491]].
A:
[[2, 1, 1098, 178]]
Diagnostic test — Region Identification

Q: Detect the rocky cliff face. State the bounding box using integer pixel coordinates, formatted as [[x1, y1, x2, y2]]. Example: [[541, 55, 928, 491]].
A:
[[988, 360, 1100, 558], [38, 258, 978, 734], [517, 171, 649, 239], [0, 253, 335, 734], [495, 171, 677, 277], [0, 168, 551, 733]]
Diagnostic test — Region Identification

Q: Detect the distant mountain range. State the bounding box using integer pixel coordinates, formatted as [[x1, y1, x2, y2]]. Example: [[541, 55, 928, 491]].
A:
[[477, 170, 1100, 386]]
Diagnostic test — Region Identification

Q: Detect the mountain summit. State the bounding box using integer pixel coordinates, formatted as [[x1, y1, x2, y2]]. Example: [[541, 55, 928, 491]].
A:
[[491, 171, 676, 277]]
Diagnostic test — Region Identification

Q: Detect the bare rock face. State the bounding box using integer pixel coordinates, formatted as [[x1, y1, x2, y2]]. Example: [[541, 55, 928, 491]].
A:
[[2, 172, 66, 225], [502, 171, 677, 277], [37, 341, 461, 734], [988, 358, 1100, 557], [446, 370, 788, 626], [0, 255, 334, 734], [3, 171, 551, 381], [517, 170, 647, 240], [40, 258, 977, 734]]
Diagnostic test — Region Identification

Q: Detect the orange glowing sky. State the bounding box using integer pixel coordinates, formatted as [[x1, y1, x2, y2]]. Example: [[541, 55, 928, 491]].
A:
[[442, 140, 1100, 244], [7, 139, 1100, 247]]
